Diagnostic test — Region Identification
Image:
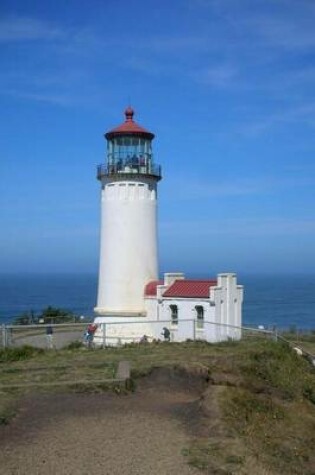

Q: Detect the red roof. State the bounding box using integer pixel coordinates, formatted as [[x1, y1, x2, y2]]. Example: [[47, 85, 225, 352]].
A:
[[163, 280, 217, 298], [144, 280, 163, 297], [105, 107, 155, 139]]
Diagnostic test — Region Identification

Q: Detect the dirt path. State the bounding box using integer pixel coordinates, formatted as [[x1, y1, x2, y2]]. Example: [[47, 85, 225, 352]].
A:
[[0, 370, 203, 475]]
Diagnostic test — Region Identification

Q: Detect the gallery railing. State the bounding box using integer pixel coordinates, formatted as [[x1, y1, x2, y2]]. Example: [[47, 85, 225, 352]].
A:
[[97, 158, 162, 180]]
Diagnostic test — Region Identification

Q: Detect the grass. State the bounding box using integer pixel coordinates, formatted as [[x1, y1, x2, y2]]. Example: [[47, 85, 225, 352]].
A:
[[280, 330, 315, 355], [0, 345, 116, 388], [240, 341, 315, 401], [218, 341, 315, 474], [0, 393, 17, 425], [0, 338, 314, 474], [0, 345, 45, 362]]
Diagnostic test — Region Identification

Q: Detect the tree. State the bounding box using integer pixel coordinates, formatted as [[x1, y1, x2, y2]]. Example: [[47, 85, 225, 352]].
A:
[[13, 307, 77, 325], [40, 306, 75, 324]]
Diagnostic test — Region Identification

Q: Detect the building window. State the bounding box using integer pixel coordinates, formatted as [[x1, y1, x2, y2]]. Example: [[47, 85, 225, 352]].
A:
[[170, 305, 178, 326], [195, 306, 204, 329]]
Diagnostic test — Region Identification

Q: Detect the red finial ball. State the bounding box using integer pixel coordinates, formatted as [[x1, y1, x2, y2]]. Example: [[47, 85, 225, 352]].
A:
[[125, 106, 134, 121]]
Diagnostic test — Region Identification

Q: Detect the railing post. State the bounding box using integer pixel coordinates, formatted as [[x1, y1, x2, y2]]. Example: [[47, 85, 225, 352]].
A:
[[102, 323, 106, 348], [2, 324, 7, 349]]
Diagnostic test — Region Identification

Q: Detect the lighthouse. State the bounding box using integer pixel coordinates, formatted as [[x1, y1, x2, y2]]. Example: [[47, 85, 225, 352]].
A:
[[93, 107, 243, 346], [94, 107, 162, 317]]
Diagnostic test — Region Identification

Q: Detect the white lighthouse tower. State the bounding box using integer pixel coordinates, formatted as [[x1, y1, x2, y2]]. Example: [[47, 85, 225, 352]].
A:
[[94, 107, 162, 318]]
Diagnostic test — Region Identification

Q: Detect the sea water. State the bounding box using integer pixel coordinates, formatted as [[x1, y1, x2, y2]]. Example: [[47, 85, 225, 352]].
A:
[[0, 274, 314, 329], [0, 274, 97, 324], [242, 275, 315, 330]]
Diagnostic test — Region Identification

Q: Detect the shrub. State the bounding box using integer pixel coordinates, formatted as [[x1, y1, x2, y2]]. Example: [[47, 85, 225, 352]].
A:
[[0, 345, 44, 363], [66, 341, 84, 350]]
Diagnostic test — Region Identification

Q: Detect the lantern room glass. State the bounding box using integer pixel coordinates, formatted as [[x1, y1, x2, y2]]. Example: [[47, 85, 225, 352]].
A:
[[106, 136, 155, 175], [108, 137, 152, 163]]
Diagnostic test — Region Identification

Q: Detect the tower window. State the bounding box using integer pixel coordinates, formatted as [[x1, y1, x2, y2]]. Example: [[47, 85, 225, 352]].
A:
[[195, 306, 204, 329], [170, 305, 178, 326]]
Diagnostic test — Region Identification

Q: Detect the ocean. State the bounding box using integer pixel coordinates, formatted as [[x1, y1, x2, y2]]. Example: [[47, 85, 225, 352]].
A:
[[0, 274, 314, 330]]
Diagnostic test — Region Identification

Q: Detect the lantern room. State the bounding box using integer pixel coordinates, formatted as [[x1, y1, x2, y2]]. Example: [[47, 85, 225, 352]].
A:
[[97, 107, 161, 180]]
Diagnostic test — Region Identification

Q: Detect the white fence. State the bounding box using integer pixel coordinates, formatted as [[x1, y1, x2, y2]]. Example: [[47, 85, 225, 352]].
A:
[[93, 319, 245, 346], [0, 320, 275, 350], [0, 322, 87, 350]]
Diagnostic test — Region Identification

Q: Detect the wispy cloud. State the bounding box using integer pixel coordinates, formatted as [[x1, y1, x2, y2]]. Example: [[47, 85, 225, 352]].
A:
[[237, 103, 315, 137], [2, 89, 72, 106], [190, 0, 315, 52], [193, 64, 238, 87], [0, 16, 63, 42], [124, 57, 169, 76], [167, 174, 315, 200], [249, 13, 315, 51], [147, 35, 210, 53], [1, 6, 315, 111], [161, 217, 315, 238]]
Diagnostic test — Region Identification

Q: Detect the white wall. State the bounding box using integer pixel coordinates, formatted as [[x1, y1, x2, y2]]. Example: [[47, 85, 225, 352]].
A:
[[211, 273, 244, 340], [145, 272, 244, 343], [95, 176, 159, 316], [155, 298, 214, 341], [93, 314, 163, 346]]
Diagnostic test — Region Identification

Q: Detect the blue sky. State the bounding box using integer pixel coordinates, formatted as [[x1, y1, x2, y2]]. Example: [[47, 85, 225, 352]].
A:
[[1, 0, 315, 276]]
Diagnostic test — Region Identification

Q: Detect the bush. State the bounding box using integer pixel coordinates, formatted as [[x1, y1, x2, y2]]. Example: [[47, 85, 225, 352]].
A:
[[13, 311, 37, 325], [40, 306, 76, 324], [13, 306, 77, 325], [66, 341, 84, 350], [0, 345, 44, 363]]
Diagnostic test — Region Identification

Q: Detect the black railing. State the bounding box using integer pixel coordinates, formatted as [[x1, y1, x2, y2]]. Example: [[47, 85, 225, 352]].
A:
[[97, 158, 162, 180]]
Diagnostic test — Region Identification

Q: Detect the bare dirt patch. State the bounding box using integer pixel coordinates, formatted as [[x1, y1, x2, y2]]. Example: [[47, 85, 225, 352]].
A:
[[0, 367, 206, 475]]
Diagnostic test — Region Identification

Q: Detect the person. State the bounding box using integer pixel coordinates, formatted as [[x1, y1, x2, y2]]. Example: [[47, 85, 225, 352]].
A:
[[161, 327, 170, 342], [46, 324, 54, 349], [139, 155, 145, 167], [140, 334, 148, 344], [86, 323, 98, 348], [117, 158, 123, 171], [131, 154, 139, 171]]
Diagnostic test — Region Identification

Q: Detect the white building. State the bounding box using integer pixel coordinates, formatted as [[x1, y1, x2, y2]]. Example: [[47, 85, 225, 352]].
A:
[[144, 272, 243, 343], [94, 108, 243, 345]]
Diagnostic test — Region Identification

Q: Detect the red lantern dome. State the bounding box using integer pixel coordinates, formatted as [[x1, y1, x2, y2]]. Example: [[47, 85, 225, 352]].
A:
[[105, 107, 154, 140]]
